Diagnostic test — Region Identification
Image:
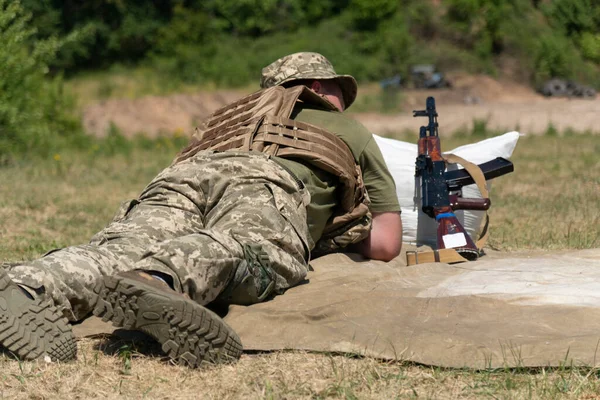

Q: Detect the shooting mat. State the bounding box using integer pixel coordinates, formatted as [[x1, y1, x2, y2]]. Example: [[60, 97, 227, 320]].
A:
[[74, 247, 600, 369]]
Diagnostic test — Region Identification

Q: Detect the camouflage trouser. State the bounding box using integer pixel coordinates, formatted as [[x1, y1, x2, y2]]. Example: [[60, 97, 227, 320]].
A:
[[6, 152, 312, 321]]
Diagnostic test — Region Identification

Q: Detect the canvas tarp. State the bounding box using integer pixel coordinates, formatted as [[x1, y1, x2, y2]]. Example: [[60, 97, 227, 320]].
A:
[[74, 248, 600, 369]]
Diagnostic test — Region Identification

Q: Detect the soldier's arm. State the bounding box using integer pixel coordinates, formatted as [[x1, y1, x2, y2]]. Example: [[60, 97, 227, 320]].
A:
[[353, 211, 402, 261], [354, 135, 403, 261]]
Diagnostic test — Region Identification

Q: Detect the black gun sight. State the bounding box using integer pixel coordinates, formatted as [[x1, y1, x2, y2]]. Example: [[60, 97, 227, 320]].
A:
[[413, 96, 439, 137], [412, 96, 438, 117]]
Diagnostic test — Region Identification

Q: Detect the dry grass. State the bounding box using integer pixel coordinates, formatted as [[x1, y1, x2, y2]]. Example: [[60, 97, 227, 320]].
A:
[[486, 134, 599, 250], [3, 339, 600, 399], [1, 133, 599, 399]]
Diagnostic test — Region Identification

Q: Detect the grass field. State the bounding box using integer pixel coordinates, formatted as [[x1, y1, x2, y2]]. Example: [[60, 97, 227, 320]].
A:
[[0, 132, 599, 399], [64, 67, 257, 108]]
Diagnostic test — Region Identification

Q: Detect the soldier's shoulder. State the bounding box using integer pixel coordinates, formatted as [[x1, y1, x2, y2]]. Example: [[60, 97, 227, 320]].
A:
[[297, 107, 369, 132]]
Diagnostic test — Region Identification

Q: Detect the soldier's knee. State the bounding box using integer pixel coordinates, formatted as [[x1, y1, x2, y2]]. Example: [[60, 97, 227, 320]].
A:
[[217, 244, 276, 305]]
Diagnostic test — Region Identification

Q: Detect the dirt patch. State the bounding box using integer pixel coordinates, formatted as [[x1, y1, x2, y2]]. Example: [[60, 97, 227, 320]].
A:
[[397, 73, 540, 108], [357, 97, 600, 137], [82, 75, 599, 138], [359, 74, 599, 136], [83, 90, 242, 138]]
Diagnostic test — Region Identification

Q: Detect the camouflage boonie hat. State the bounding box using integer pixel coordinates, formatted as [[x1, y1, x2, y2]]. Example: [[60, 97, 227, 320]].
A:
[[260, 52, 358, 109]]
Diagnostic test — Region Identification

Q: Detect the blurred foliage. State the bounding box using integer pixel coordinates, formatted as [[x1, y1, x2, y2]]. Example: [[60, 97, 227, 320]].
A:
[[444, 0, 523, 55], [17, 0, 599, 90], [0, 0, 87, 162], [543, 0, 600, 63], [542, 0, 598, 37], [579, 32, 600, 63], [542, 0, 600, 65], [533, 33, 576, 84]]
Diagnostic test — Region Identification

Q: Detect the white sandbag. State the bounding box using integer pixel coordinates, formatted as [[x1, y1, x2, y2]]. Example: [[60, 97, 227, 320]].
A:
[[374, 131, 520, 245]]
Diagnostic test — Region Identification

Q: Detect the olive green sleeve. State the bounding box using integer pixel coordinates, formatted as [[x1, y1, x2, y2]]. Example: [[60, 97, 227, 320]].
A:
[[359, 136, 401, 213]]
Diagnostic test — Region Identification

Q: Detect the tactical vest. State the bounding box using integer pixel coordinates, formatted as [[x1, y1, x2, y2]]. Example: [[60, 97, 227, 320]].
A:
[[174, 86, 372, 253]]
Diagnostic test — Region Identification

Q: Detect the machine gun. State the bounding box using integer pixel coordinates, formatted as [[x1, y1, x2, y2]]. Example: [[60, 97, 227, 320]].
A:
[[413, 97, 513, 261]]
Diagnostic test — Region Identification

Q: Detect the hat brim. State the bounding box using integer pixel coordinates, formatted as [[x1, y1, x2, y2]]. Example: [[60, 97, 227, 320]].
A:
[[278, 74, 358, 110], [333, 75, 358, 111]]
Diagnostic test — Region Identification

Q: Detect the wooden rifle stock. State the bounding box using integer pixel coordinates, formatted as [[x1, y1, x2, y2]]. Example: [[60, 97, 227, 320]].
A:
[[435, 210, 479, 260]]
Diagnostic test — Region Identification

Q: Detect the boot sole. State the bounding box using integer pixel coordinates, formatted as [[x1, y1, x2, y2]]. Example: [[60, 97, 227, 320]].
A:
[[0, 269, 77, 362], [92, 275, 243, 367]]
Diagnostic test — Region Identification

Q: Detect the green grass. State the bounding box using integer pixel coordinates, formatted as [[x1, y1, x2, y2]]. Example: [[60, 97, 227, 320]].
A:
[[488, 134, 599, 250], [349, 83, 406, 114], [64, 66, 256, 107], [0, 136, 178, 261]]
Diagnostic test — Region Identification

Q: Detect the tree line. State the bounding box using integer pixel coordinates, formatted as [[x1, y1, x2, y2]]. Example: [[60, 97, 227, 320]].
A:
[[19, 0, 600, 86]]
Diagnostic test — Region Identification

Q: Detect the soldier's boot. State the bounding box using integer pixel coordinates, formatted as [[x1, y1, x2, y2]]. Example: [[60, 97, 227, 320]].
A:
[[0, 268, 77, 362], [92, 271, 243, 368]]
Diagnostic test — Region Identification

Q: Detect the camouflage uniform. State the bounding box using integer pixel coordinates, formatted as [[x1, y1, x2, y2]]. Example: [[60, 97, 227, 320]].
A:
[[6, 152, 311, 321], [0, 52, 370, 366]]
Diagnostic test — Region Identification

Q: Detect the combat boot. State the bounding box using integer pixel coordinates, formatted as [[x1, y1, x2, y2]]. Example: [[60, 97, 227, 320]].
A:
[[0, 268, 77, 362], [92, 270, 243, 368]]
